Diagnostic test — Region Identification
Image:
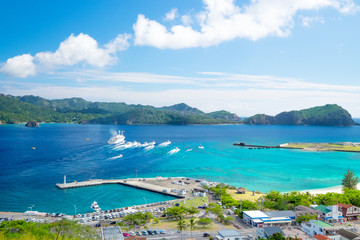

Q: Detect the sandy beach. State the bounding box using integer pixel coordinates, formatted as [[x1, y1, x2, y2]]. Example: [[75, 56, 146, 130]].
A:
[[299, 183, 360, 195]]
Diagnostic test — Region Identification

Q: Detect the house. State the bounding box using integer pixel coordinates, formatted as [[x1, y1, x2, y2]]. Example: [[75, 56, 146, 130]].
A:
[[179, 189, 187, 195], [301, 220, 340, 240], [243, 210, 294, 227], [295, 205, 322, 219], [313, 234, 333, 240], [101, 227, 124, 240], [193, 188, 207, 197], [338, 229, 360, 240], [216, 230, 242, 240], [337, 203, 360, 221], [256, 227, 285, 239], [313, 205, 344, 223], [237, 187, 246, 194]]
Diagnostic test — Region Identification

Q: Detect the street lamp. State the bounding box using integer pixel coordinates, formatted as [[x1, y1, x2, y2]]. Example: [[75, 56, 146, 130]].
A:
[[28, 205, 35, 211], [142, 197, 147, 205], [74, 205, 77, 216]]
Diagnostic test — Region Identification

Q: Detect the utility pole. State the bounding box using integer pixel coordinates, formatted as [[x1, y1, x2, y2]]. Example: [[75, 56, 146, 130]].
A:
[[74, 205, 77, 216]]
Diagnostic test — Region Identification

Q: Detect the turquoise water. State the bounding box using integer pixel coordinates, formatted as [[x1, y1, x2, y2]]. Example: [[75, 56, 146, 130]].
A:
[[1, 123, 360, 214]]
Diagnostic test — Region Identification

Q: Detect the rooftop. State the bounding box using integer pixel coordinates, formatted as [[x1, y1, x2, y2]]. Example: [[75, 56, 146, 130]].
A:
[[337, 203, 354, 209], [101, 227, 124, 240], [314, 205, 331, 214], [312, 220, 333, 228], [313, 234, 332, 240], [243, 210, 269, 219], [218, 230, 241, 237], [265, 210, 295, 218], [338, 229, 360, 240]]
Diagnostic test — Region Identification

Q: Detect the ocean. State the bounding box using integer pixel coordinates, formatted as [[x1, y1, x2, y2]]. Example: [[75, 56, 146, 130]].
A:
[[1, 123, 360, 214]]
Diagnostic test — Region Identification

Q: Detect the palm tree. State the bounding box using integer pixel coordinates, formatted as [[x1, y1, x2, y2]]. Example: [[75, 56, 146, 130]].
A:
[[189, 218, 195, 239], [177, 219, 186, 240], [342, 168, 359, 190]]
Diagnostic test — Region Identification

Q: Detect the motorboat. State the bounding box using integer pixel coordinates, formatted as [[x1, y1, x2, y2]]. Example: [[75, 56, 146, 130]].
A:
[[108, 131, 125, 144]]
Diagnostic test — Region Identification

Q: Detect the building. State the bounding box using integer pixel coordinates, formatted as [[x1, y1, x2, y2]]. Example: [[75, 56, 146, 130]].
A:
[[237, 187, 246, 194], [338, 229, 360, 240], [313, 205, 344, 223], [193, 188, 207, 197], [101, 227, 124, 240], [337, 203, 360, 221], [313, 234, 333, 240], [301, 220, 340, 240], [295, 205, 322, 219], [256, 227, 285, 239], [216, 230, 242, 240], [243, 210, 294, 227]]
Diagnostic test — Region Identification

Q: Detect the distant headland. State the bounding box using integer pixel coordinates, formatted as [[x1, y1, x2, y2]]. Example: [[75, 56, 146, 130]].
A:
[[0, 93, 356, 126]]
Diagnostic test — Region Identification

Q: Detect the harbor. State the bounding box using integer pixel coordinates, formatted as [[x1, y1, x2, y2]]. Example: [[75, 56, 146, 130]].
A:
[[56, 176, 215, 199]]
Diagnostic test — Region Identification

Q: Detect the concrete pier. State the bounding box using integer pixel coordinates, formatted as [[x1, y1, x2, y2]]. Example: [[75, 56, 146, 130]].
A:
[[56, 177, 190, 198]]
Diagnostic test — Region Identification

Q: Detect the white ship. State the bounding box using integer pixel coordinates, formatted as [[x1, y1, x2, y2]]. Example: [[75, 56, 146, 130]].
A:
[[91, 201, 101, 212], [108, 131, 125, 144]]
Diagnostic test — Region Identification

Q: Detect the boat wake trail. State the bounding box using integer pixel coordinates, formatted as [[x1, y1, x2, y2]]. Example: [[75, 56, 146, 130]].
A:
[[158, 140, 171, 147], [168, 147, 180, 155], [109, 154, 123, 160]]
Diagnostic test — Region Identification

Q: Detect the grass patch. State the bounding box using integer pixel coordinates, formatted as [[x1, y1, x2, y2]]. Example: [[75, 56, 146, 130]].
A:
[[150, 218, 222, 232], [227, 189, 264, 202], [175, 197, 208, 208]]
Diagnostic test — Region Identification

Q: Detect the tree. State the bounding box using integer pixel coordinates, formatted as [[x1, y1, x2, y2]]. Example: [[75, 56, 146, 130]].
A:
[[197, 218, 212, 228], [177, 219, 187, 240], [189, 218, 195, 238], [342, 169, 359, 190], [296, 214, 317, 224]]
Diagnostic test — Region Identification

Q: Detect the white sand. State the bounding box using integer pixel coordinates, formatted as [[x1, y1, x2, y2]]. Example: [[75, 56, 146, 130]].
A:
[[299, 183, 360, 195]]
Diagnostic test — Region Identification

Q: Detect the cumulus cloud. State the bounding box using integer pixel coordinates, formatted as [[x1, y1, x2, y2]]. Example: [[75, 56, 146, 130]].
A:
[[1, 33, 131, 78], [134, 0, 359, 49], [164, 8, 178, 21], [0, 54, 36, 78]]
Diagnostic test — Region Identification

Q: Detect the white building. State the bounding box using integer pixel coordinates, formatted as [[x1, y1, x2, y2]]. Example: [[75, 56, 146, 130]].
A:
[[243, 210, 293, 227], [216, 230, 242, 240], [301, 220, 340, 240]]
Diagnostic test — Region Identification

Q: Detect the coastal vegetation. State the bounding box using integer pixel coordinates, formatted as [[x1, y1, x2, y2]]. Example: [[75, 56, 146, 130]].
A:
[[0, 219, 98, 240], [244, 104, 355, 126]]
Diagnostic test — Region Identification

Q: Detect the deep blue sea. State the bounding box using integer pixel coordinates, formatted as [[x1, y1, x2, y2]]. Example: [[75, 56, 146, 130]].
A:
[[1, 123, 360, 214]]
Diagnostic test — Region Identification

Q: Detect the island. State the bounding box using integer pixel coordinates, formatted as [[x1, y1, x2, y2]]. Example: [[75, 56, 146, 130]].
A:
[[244, 104, 356, 126]]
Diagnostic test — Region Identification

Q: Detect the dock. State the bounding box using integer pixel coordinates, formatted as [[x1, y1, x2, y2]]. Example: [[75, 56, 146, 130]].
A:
[[233, 143, 281, 149], [55, 177, 210, 198]]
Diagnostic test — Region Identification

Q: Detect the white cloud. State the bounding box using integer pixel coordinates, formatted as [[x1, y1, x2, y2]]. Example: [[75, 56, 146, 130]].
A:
[[0, 54, 36, 78], [299, 15, 325, 26], [134, 0, 359, 49], [1, 33, 131, 78], [181, 14, 193, 25], [164, 8, 178, 21]]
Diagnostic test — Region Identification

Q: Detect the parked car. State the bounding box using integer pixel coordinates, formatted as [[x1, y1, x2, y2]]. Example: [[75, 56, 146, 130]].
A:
[[142, 230, 148, 236], [136, 231, 141, 236], [123, 232, 130, 237], [160, 230, 166, 234], [203, 233, 210, 237]]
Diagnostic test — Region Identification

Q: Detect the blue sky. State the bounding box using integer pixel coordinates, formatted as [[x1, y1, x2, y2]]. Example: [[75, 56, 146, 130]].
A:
[[1, 0, 360, 117]]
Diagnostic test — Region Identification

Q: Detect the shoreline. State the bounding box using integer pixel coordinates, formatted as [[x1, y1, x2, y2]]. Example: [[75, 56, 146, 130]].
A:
[[298, 183, 360, 195]]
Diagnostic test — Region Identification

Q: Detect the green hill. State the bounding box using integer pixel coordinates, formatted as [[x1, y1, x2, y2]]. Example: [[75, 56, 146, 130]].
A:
[[244, 104, 355, 126], [0, 94, 240, 125]]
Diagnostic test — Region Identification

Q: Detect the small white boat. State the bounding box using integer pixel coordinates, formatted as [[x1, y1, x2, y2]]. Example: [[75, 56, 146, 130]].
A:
[[91, 201, 101, 212], [159, 140, 171, 147], [198, 145, 204, 149], [108, 131, 125, 144], [186, 148, 193, 152]]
